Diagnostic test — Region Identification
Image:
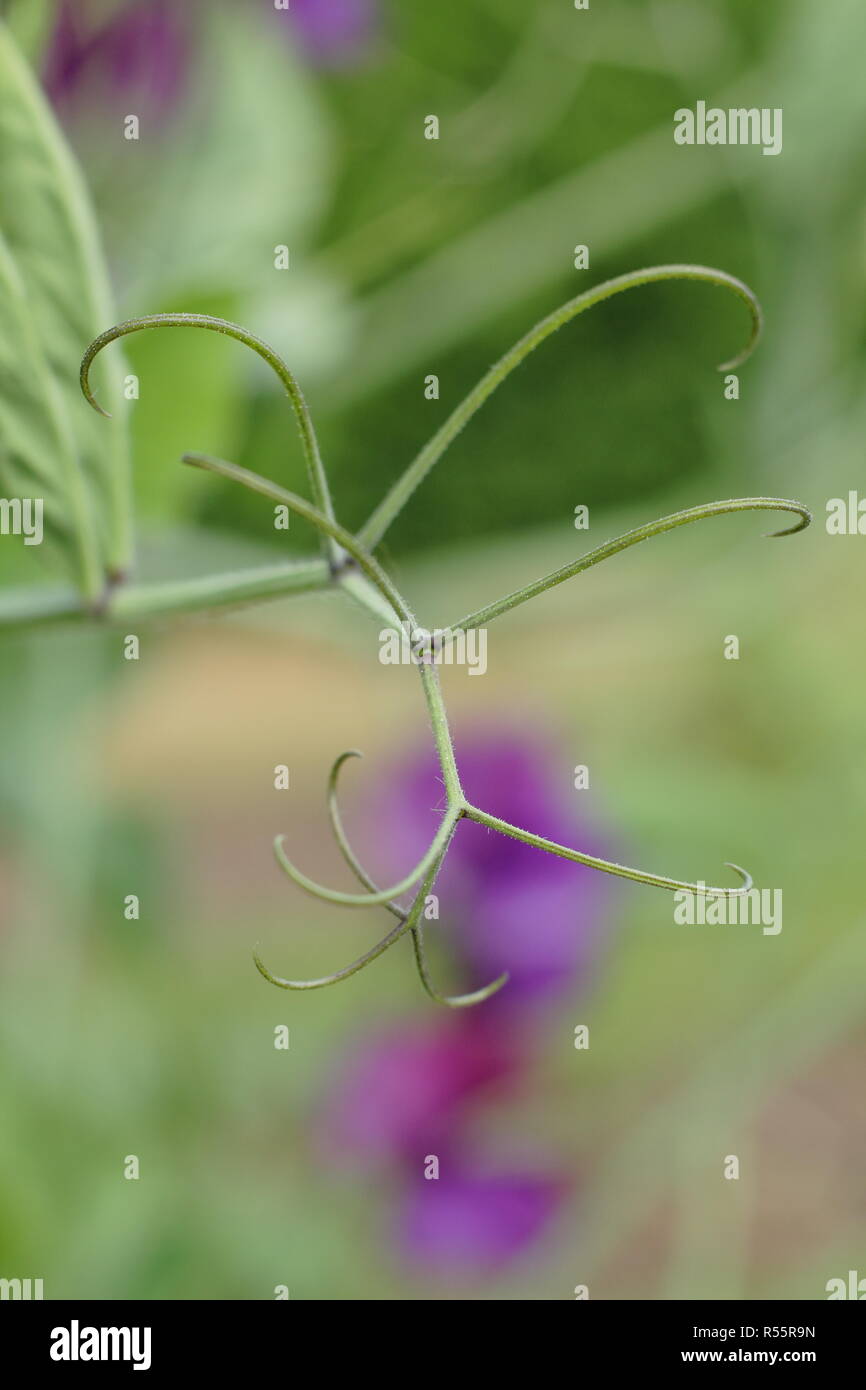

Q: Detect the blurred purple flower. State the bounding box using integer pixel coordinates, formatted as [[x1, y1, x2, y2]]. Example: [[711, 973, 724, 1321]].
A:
[[400, 1164, 567, 1276], [374, 729, 614, 1013], [43, 1, 190, 119], [319, 1015, 518, 1166], [279, 0, 379, 67], [41, 0, 378, 122], [318, 726, 616, 1278]]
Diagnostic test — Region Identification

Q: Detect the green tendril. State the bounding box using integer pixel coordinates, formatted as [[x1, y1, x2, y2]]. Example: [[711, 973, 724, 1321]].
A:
[[181, 452, 410, 625], [411, 916, 510, 1008], [63, 267, 813, 1006], [464, 805, 754, 897], [449, 498, 811, 633], [273, 805, 459, 908], [80, 312, 339, 569], [358, 264, 764, 553], [323, 753, 508, 1003], [252, 914, 411, 992]]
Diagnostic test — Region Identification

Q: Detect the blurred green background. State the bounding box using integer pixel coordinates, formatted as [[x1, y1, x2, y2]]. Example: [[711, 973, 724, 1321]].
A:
[[0, 0, 864, 1299]]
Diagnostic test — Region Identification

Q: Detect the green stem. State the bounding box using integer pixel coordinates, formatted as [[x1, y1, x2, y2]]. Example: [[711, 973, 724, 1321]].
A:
[[0, 558, 330, 630], [184, 454, 467, 815], [114, 558, 329, 618], [182, 452, 410, 621], [417, 659, 463, 802], [339, 567, 403, 631], [339, 577, 463, 802]]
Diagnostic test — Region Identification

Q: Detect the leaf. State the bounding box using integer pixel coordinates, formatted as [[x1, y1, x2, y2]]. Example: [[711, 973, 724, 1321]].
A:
[[2, 0, 55, 62], [0, 22, 131, 596], [113, 5, 333, 309]]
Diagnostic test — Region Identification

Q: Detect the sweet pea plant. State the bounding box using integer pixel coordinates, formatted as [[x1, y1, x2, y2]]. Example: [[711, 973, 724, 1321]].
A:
[[0, 24, 811, 1009], [78, 266, 810, 1007]]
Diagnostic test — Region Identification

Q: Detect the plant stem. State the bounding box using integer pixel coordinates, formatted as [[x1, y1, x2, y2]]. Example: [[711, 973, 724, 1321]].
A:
[[183, 452, 412, 624], [417, 659, 463, 802], [338, 572, 463, 802], [0, 558, 331, 630], [339, 567, 402, 630]]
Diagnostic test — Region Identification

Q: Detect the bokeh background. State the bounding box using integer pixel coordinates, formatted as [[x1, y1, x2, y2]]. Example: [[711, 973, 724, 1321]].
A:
[[0, 0, 864, 1299]]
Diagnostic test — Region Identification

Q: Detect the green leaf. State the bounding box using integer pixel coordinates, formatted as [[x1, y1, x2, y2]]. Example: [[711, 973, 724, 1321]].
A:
[[2, 0, 56, 62], [113, 5, 333, 309], [0, 22, 131, 597]]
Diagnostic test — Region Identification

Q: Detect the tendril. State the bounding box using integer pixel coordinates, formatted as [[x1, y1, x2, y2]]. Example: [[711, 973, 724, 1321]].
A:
[[326, 754, 508, 1005], [465, 804, 754, 897], [359, 264, 765, 552], [325, 751, 402, 910], [411, 912, 510, 1008], [449, 498, 812, 633], [252, 913, 412, 993], [273, 804, 459, 908], [80, 312, 338, 568], [72, 276, 812, 1009], [182, 452, 410, 623]]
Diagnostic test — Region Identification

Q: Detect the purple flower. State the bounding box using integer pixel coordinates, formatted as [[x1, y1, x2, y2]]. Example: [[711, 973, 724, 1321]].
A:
[[373, 728, 615, 1013], [319, 727, 615, 1277], [279, 0, 379, 67], [318, 1008, 571, 1277], [41, 0, 379, 125], [42, 1, 190, 119], [399, 1164, 567, 1276], [318, 1015, 518, 1166]]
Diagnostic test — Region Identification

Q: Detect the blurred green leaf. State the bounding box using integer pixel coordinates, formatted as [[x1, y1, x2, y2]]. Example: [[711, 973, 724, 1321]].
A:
[[118, 5, 333, 309], [0, 21, 130, 595], [1, 0, 55, 61]]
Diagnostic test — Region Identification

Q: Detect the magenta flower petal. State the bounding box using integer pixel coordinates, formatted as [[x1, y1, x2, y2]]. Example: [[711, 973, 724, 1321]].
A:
[[43, 1, 190, 119], [279, 0, 379, 67], [319, 1016, 518, 1165], [372, 727, 616, 1010], [400, 1165, 567, 1275]]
